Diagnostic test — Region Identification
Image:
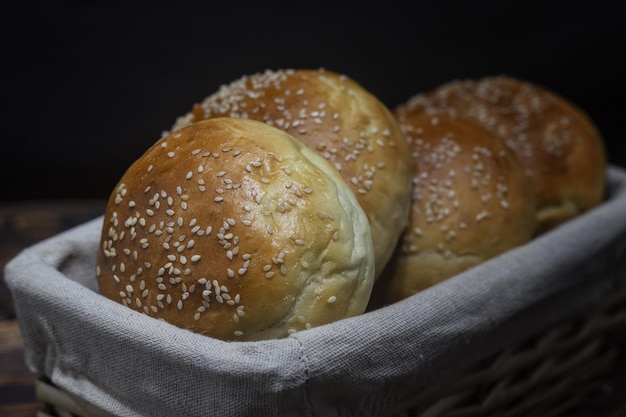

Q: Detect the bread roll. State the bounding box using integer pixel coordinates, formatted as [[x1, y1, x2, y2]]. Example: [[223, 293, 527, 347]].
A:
[[171, 68, 413, 278], [376, 113, 536, 304], [398, 76, 607, 234], [96, 118, 375, 341]]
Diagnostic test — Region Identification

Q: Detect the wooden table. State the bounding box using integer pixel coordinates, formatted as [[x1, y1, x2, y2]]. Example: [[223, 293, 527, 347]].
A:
[[0, 200, 106, 417], [1, 200, 626, 417]]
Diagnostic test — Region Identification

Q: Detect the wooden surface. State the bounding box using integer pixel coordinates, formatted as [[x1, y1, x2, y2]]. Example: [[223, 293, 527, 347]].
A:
[[0, 200, 106, 417], [1, 199, 626, 417]]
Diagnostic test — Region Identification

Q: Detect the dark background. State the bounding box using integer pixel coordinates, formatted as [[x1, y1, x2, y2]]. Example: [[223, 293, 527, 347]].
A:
[[3, 0, 625, 203]]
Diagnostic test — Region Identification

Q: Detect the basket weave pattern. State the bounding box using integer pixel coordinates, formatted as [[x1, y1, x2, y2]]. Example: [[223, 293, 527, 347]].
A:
[[402, 284, 626, 417]]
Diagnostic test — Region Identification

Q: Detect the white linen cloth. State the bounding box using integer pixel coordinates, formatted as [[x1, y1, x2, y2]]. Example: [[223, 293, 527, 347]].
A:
[[6, 167, 626, 417]]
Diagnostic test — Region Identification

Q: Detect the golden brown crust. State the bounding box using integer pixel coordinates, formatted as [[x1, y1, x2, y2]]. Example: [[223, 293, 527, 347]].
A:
[[374, 113, 536, 304], [171, 68, 414, 277], [96, 118, 375, 341], [397, 76, 607, 234]]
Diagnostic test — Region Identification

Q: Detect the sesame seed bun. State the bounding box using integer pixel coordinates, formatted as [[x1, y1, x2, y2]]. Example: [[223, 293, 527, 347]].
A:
[[96, 117, 375, 341], [398, 76, 607, 234], [374, 114, 537, 304], [171, 68, 414, 278]]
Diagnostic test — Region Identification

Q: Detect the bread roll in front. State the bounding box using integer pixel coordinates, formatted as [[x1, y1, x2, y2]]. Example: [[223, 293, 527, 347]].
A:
[[96, 118, 375, 341], [171, 68, 413, 278]]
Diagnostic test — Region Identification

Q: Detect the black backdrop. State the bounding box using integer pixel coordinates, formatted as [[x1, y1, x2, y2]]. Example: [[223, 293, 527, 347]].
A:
[[3, 1, 625, 202]]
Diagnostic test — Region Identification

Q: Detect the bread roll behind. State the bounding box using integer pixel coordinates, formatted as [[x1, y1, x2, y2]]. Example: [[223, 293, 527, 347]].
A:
[[399, 76, 607, 233], [171, 68, 413, 278], [96, 118, 375, 341], [377, 114, 536, 304]]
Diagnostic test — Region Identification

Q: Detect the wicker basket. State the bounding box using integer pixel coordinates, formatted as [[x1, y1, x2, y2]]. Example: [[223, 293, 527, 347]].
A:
[[400, 285, 626, 417], [6, 167, 626, 417], [33, 284, 626, 417]]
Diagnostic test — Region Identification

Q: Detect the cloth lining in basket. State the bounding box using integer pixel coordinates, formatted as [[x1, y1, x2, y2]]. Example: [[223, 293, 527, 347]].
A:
[[5, 166, 626, 417]]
